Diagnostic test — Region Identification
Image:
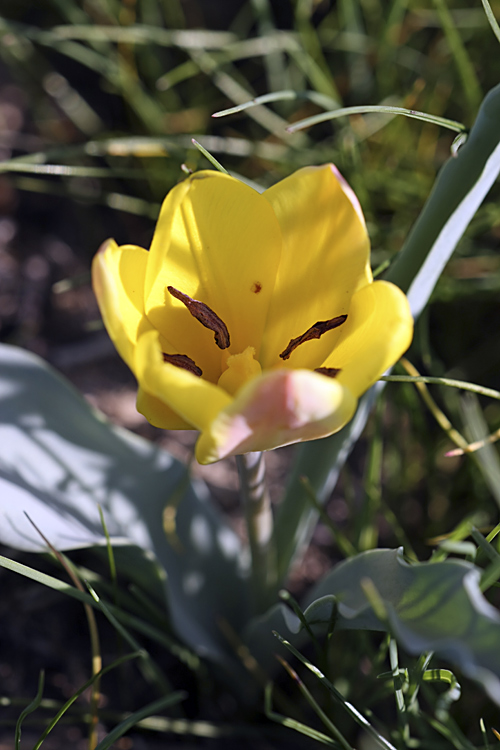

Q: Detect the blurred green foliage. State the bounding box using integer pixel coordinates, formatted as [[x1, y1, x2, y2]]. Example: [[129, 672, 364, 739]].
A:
[[1, 0, 500, 747]]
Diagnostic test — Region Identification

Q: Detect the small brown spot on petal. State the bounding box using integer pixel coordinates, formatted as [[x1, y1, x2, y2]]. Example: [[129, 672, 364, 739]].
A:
[[162, 352, 203, 377], [315, 367, 342, 378], [279, 315, 348, 360], [252, 282, 262, 294], [167, 286, 230, 349]]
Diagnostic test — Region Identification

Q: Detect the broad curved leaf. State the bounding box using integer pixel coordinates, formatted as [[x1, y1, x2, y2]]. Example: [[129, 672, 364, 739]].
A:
[[0, 344, 248, 663], [246, 549, 500, 704]]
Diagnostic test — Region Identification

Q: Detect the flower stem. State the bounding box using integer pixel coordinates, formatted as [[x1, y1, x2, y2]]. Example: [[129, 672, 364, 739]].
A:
[[236, 452, 277, 614]]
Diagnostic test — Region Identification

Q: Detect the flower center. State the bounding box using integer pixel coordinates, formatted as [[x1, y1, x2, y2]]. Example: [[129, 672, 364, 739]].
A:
[[162, 285, 346, 385], [217, 346, 262, 396]]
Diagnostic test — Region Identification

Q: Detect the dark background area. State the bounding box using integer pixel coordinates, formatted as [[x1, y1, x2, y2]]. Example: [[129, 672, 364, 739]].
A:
[[1, 0, 500, 747]]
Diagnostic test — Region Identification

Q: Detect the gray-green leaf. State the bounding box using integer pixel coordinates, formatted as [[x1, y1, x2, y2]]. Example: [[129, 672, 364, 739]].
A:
[[0, 344, 248, 665]]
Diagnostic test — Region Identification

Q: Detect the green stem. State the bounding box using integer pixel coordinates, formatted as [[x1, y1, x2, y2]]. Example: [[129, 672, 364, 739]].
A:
[[236, 452, 277, 613]]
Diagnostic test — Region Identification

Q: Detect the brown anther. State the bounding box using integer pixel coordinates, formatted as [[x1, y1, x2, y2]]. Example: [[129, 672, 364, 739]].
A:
[[279, 315, 348, 360], [315, 367, 342, 378], [167, 286, 230, 350], [162, 352, 203, 377]]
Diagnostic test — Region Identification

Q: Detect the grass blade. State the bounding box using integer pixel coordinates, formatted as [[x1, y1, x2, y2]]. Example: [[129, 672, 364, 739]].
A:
[[286, 104, 465, 133], [212, 89, 338, 118], [432, 0, 482, 111], [0, 555, 198, 668], [32, 653, 142, 750], [86, 582, 173, 694], [380, 374, 500, 402], [264, 684, 339, 747], [273, 633, 398, 750], [277, 657, 354, 750], [191, 139, 229, 173], [480, 0, 500, 44], [94, 693, 187, 750], [14, 671, 44, 750]]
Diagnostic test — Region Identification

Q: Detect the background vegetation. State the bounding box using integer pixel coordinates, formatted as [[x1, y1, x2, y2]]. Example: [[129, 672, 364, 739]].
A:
[[1, 0, 500, 748]]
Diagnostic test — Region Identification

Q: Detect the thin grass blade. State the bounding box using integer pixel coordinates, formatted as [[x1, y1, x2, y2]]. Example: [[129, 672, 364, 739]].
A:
[[94, 693, 187, 750], [286, 104, 465, 133], [14, 670, 44, 750], [32, 653, 142, 750]]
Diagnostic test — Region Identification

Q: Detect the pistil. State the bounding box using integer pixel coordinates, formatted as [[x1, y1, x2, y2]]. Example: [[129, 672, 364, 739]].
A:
[[167, 286, 230, 349], [218, 347, 262, 396]]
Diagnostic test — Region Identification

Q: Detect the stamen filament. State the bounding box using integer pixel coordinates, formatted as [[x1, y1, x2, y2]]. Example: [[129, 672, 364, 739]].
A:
[[167, 286, 230, 350], [279, 315, 347, 360]]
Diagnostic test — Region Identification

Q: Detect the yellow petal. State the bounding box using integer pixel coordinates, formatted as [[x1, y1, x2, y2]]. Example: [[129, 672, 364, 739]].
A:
[[260, 164, 372, 371], [144, 171, 282, 383], [136, 387, 193, 430], [195, 368, 357, 464], [91, 239, 150, 371], [325, 280, 413, 397], [134, 328, 232, 431]]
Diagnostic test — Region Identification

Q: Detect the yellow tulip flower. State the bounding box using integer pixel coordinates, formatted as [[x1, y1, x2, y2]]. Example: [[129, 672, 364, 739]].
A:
[[92, 165, 413, 464]]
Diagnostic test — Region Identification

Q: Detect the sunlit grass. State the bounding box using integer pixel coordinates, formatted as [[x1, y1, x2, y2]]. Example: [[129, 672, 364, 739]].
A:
[[1, 0, 500, 747]]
